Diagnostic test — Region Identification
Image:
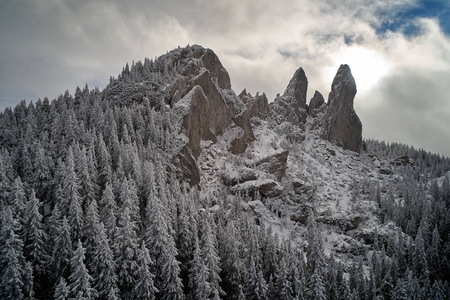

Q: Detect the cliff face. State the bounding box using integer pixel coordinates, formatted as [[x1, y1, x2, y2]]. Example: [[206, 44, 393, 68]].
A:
[[140, 45, 256, 185]]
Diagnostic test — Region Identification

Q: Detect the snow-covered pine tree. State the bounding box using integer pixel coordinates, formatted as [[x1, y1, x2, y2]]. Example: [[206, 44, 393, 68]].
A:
[[274, 257, 293, 300], [246, 257, 268, 300], [98, 182, 117, 241], [52, 216, 73, 280], [113, 205, 139, 299], [63, 147, 84, 242], [0, 207, 26, 300], [11, 177, 27, 228], [54, 278, 69, 300], [23, 189, 50, 296], [68, 240, 97, 299], [219, 220, 243, 300], [133, 242, 158, 300], [189, 237, 210, 300], [91, 222, 119, 300], [82, 199, 101, 266], [199, 213, 224, 298]]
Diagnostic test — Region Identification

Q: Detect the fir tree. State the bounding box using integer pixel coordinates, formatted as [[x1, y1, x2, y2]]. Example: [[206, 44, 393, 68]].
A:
[[22, 261, 34, 300], [160, 231, 185, 300], [189, 237, 210, 300], [52, 217, 73, 280], [91, 222, 119, 300], [200, 214, 224, 298], [0, 223, 25, 300], [288, 250, 305, 300], [23, 189, 50, 274], [220, 220, 242, 300], [308, 264, 327, 300], [74, 145, 96, 210], [82, 199, 101, 266], [414, 226, 429, 281], [429, 279, 445, 300], [68, 240, 97, 300], [63, 148, 84, 242], [246, 257, 268, 300], [427, 225, 441, 279], [99, 182, 117, 241], [54, 278, 69, 300], [134, 242, 158, 300], [113, 205, 139, 299], [11, 177, 27, 227], [275, 257, 293, 300], [145, 188, 170, 286]]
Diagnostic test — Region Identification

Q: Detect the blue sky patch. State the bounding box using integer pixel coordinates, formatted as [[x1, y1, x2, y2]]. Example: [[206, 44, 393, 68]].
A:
[[376, 0, 450, 37]]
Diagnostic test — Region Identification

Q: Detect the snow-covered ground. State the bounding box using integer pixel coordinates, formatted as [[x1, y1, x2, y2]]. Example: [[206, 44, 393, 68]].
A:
[[196, 112, 405, 266]]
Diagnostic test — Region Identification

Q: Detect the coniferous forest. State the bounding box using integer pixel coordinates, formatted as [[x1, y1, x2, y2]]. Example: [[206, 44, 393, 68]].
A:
[[1, 45, 450, 299]]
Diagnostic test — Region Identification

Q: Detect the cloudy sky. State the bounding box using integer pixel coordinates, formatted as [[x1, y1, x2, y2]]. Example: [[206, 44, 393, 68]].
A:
[[1, 0, 450, 156]]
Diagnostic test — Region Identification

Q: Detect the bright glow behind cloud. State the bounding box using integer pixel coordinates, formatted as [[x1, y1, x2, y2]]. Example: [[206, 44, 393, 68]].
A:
[[326, 47, 390, 95]]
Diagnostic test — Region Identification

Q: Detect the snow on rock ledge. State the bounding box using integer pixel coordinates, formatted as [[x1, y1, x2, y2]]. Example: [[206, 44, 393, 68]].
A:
[[230, 179, 283, 198]]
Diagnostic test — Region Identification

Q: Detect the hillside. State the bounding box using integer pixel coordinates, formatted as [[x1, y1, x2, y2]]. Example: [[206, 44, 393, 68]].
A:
[[1, 44, 450, 299]]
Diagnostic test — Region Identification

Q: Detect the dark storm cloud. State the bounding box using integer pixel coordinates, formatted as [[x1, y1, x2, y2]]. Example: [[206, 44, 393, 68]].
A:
[[1, 0, 449, 156]]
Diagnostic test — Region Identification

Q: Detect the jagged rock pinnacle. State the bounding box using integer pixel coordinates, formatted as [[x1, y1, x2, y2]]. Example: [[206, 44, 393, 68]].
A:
[[268, 67, 308, 125], [322, 64, 362, 153], [308, 90, 325, 111], [283, 67, 308, 109]]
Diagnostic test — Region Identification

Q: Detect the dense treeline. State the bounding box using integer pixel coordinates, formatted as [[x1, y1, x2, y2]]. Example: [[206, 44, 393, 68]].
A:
[[365, 139, 450, 177], [0, 60, 449, 299]]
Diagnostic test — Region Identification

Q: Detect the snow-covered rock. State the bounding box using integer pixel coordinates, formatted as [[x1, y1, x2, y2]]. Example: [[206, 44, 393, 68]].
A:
[[222, 167, 258, 186], [255, 150, 289, 181], [230, 179, 283, 198]]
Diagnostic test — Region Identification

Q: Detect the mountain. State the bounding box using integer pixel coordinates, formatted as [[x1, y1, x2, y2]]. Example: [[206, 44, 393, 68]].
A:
[[0, 44, 450, 299]]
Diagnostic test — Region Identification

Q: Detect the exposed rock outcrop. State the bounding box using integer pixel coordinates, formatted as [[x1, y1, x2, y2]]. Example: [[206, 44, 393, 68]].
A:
[[167, 45, 255, 184], [284, 67, 308, 109], [255, 150, 289, 181], [238, 90, 270, 119], [379, 167, 393, 175], [222, 167, 258, 186], [317, 214, 362, 232], [321, 65, 362, 153], [171, 145, 201, 186], [390, 155, 416, 167], [308, 90, 325, 117], [231, 112, 256, 155], [268, 67, 308, 125], [230, 179, 283, 198], [259, 180, 284, 198]]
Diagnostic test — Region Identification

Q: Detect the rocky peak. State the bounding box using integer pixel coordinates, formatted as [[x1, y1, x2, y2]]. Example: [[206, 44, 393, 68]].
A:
[[268, 67, 308, 125], [170, 46, 255, 184], [238, 90, 270, 120], [283, 67, 308, 109], [308, 90, 325, 117], [308, 90, 325, 111], [321, 64, 362, 153]]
